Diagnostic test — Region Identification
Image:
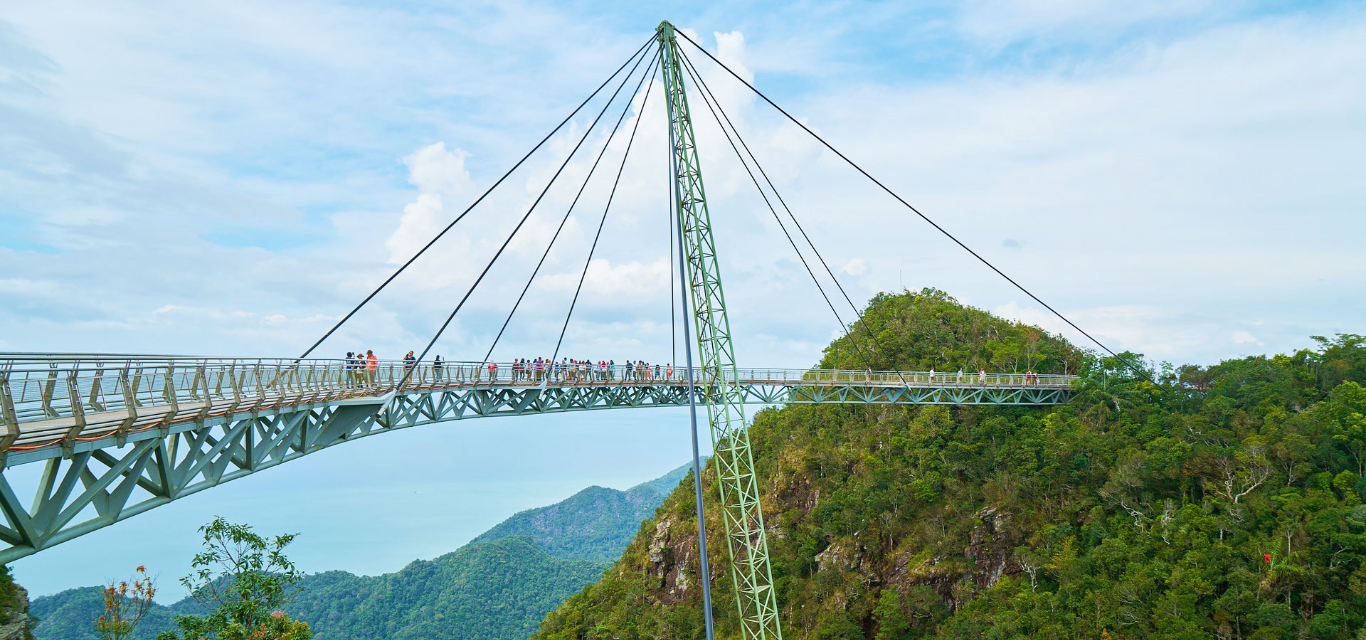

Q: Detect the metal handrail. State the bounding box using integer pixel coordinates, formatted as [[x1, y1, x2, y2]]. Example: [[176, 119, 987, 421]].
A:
[[0, 355, 1076, 457]]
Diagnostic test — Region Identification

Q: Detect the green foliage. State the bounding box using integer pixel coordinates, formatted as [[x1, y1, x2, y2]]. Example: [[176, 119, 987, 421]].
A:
[[531, 290, 1366, 640], [95, 566, 157, 640], [32, 587, 176, 640], [819, 288, 1086, 375], [472, 463, 693, 562], [155, 517, 310, 640], [33, 465, 692, 640], [284, 536, 605, 640], [872, 587, 909, 640]]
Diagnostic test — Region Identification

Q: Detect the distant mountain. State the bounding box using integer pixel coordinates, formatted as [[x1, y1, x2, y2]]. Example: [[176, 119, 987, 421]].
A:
[[473, 460, 695, 562], [31, 462, 696, 640], [286, 536, 605, 640], [31, 584, 177, 640]]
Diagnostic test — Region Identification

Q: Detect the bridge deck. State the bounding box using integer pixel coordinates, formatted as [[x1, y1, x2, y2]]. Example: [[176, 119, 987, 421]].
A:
[[2, 356, 1073, 463], [0, 355, 1074, 563]]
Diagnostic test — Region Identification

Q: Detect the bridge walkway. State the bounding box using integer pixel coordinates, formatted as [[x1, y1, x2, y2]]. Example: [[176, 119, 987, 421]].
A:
[[2, 355, 1073, 464]]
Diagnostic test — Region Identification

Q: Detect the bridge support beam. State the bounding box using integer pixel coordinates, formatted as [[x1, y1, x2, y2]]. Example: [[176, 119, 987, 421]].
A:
[[659, 21, 784, 640]]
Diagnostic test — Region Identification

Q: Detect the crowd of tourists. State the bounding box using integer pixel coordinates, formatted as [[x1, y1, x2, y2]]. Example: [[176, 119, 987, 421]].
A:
[[339, 353, 1049, 389], [501, 358, 680, 384], [925, 368, 1044, 385], [337, 352, 680, 388]]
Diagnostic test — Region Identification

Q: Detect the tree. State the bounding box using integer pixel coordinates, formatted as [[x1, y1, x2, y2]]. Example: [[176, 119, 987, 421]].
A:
[[1324, 381, 1366, 476], [157, 517, 311, 640], [95, 565, 157, 640], [872, 587, 910, 640]]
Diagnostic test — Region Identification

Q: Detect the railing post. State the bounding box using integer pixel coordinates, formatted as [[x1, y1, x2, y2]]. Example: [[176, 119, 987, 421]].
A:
[[88, 362, 106, 412], [195, 363, 212, 420], [162, 365, 179, 425], [0, 366, 18, 464], [189, 365, 204, 401], [41, 363, 59, 418], [289, 363, 304, 405], [129, 366, 145, 408], [116, 365, 137, 445], [250, 362, 266, 413], [213, 364, 226, 400], [224, 364, 242, 415], [62, 371, 88, 455]]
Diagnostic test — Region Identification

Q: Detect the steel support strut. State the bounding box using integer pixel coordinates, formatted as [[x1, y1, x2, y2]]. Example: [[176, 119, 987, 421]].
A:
[[657, 21, 783, 640]]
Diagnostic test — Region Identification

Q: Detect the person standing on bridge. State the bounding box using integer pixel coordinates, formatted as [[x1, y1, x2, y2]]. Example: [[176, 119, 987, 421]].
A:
[[404, 351, 416, 378], [366, 350, 378, 386], [434, 355, 443, 382], [957, 369, 963, 384], [344, 352, 354, 389], [979, 369, 987, 383]]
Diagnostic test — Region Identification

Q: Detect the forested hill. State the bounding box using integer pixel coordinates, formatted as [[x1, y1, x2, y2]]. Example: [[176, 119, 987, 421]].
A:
[[31, 463, 694, 640], [533, 288, 1366, 640], [472, 462, 695, 562]]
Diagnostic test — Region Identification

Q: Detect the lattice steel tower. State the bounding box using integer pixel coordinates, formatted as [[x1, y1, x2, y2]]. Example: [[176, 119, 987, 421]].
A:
[[657, 20, 783, 640]]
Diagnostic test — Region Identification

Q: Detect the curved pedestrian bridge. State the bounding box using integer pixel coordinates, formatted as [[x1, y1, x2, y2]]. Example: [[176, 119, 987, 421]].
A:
[[0, 354, 1074, 561], [2, 355, 1074, 463]]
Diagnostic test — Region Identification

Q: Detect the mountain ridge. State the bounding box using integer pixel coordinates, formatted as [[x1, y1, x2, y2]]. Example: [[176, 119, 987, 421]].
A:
[[531, 289, 1366, 640], [32, 462, 696, 640]]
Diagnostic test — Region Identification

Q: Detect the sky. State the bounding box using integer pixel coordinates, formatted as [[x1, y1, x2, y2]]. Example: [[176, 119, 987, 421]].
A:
[[2, 0, 1364, 598]]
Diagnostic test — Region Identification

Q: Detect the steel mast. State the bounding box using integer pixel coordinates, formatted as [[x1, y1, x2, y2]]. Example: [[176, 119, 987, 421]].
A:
[[657, 20, 783, 640]]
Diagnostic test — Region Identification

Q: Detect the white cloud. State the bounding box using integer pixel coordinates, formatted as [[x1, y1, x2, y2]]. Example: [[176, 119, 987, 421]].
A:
[[385, 192, 447, 263], [955, 0, 1218, 46], [842, 258, 867, 276], [1232, 330, 1262, 345], [1, 2, 1363, 370], [403, 142, 472, 195], [539, 258, 670, 299]]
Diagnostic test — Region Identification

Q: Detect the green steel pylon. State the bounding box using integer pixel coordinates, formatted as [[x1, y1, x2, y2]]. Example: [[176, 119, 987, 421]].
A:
[[657, 20, 783, 640]]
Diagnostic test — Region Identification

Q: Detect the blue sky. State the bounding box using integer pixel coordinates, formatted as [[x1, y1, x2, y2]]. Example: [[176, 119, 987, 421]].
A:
[[3, 0, 1365, 598]]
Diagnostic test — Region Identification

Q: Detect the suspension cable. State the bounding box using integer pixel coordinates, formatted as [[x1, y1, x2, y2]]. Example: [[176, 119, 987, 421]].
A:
[[679, 50, 907, 379], [675, 31, 1123, 360], [396, 42, 656, 388], [480, 46, 663, 364], [677, 52, 897, 382], [299, 35, 654, 359], [678, 50, 865, 326], [550, 54, 659, 364]]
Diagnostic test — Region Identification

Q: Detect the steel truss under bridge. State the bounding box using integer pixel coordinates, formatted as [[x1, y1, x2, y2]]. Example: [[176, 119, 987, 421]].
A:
[[0, 355, 1072, 563]]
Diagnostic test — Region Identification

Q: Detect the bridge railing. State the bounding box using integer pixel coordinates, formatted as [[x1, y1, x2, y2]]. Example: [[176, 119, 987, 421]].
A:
[[0, 354, 1075, 452]]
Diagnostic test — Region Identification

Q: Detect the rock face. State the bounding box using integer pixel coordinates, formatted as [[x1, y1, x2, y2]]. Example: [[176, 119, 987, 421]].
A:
[[0, 578, 32, 640], [964, 507, 1014, 590], [642, 513, 702, 605]]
